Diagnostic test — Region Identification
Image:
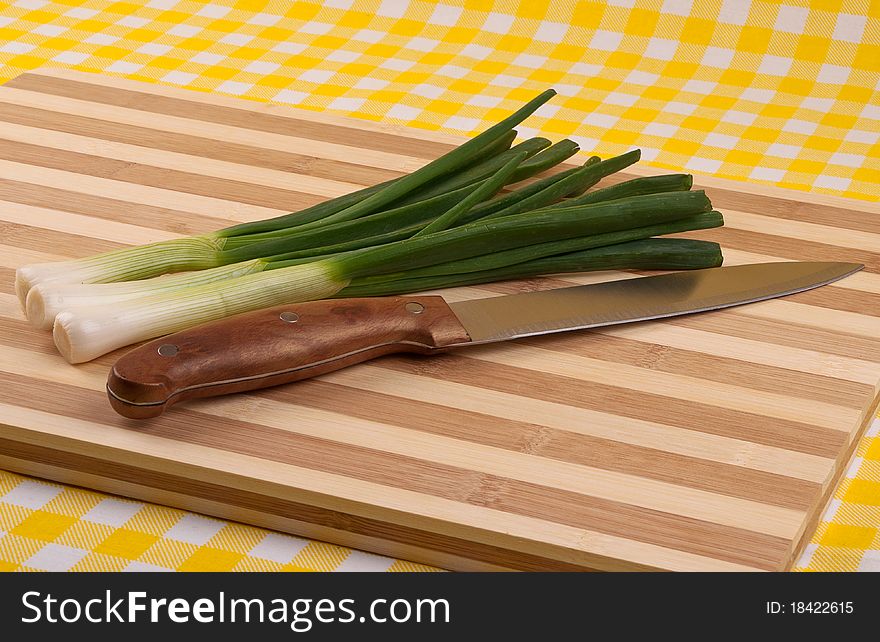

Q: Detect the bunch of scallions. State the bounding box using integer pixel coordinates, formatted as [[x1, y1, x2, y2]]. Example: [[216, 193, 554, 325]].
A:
[[16, 89, 724, 363]]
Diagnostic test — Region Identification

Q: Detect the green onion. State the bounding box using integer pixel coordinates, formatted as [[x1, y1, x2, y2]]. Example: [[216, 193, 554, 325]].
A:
[[27, 259, 267, 331], [507, 139, 581, 182], [216, 147, 575, 263], [454, 157, 600, 225], [217, 149, 591, 262], [52, 190, 712, 362], [414, 151, 528, 237], [399, 135, 550, 204], [35, 207, 721, 332], [480, 149, 642, 221], [338, 239, 724, 297], [293, 89, 557, 228], [38, 208, 722, 340], [348, 210, 724, 281], [298, 190, 712, 280], [218, 128, 520, 237], [218, 182, 484, 256], [53, 261, 341, 363], [14, 236, 226, 309], [549, 174, 694, 209]]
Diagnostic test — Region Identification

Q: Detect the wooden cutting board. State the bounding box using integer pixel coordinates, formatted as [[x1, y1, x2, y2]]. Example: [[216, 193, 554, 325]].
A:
[[1, 68, 878, 572]]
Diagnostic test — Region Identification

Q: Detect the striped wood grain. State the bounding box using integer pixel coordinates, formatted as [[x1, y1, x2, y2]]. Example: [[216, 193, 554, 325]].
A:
[[1, 68, 879, 571]]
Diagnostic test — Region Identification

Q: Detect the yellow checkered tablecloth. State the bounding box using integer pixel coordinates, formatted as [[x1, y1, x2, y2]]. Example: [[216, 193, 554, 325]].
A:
[[0, 0, 878, 572]]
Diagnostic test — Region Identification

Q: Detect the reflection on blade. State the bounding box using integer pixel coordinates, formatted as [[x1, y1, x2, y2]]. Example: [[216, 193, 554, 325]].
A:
[[448, 262, 863, 344]]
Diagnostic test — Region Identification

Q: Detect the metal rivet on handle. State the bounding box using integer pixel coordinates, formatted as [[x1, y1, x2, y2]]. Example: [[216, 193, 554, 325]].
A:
[[280, 311, 299, 323], [405, 302, 425, 314], [157, 344, 178, 357]]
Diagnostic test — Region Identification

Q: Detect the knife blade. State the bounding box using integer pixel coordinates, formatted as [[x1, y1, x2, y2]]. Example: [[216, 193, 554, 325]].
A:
[[106, 261, 862, 419]]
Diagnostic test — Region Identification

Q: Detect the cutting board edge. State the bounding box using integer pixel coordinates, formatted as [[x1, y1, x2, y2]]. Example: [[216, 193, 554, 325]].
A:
[[0, 439, 672, 572], [1, 413, 687, 572], [784, 387, 880, 571], [0, 452, 521, 572]]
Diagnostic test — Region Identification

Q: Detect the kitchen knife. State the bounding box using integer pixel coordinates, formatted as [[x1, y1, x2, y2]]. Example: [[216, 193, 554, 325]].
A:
[[107, 261, 862, 419]]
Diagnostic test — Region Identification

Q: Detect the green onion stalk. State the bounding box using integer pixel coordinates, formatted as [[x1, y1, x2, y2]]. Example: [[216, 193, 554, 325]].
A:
[[212, 148, 639, 267], [343, 210, 724, 282], [53, 190, 713, 363], [339, 237, 724, 297]]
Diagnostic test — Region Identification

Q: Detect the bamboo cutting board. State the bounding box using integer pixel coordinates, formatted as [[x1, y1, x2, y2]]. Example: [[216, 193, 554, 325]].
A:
[[1, 68, 879, 572]]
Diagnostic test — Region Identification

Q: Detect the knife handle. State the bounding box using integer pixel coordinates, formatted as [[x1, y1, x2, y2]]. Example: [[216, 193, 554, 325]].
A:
[[106, 296, 472, 419]]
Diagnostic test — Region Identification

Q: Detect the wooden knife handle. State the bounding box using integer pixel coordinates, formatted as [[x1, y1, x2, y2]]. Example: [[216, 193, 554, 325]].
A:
[[107, 296, 472, 419]]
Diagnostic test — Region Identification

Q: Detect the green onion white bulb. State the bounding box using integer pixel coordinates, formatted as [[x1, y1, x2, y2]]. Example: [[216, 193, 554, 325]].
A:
[[53, 261, 347, 363], [15, 236, 224, 307], [26, 259, 266, 330]]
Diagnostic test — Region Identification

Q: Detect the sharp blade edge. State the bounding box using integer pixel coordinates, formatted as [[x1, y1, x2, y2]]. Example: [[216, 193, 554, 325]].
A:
[[448, 262, 863, 344]]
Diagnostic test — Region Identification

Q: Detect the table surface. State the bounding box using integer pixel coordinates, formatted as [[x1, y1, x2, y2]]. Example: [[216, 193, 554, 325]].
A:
[[0, 0, 878, 572]]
